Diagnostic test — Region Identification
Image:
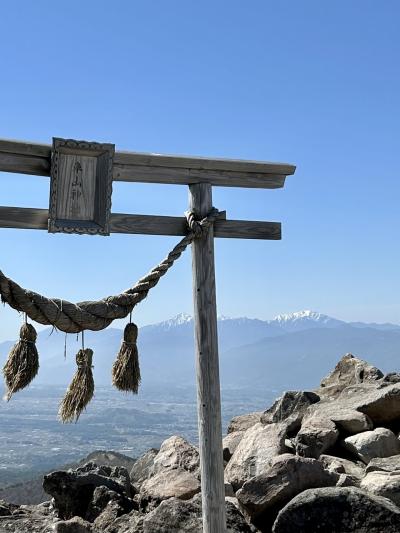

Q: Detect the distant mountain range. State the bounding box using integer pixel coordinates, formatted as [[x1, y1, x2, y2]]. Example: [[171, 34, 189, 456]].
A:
[[1, 310, 399, 391]]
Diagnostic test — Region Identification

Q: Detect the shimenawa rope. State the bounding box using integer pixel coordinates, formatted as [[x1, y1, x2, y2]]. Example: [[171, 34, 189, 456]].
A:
[[2, 209, 220, 420], [0, 208, 220, 334]]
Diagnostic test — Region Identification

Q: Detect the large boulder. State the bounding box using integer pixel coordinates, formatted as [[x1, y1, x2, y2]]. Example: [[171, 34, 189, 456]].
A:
[[142, 495, 253, 533], [360, 470, 400, 506], [353, 383, 400, 424], [305, 400, 373, 435], [318, 353, 383, 398], [260, 390, 320, 432], [86, 486, 136, 525], [319, 454, 365, 481], [138, 436, 201, 503], [295, 415, 339, 458], [227, 412, 262, 434], [224, 423, 287, 490], [366, 455, 400, 473], [152, 436, 199, 475], [130, 449, 158, 488], [43, 462, 134, 520], [140, 468, 201, 502], [343, 428, 400, 464], [272, 486, 400, 533], [223, 431, 244, 462], [237, 454, 338, 531]]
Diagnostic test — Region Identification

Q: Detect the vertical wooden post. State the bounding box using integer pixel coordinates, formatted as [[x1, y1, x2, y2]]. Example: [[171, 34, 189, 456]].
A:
[[189, 183, 227, 533]]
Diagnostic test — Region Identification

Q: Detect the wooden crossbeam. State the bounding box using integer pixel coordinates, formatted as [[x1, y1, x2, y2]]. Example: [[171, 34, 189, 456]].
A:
[[0, 207, 281, 240], [0, 139, 295, 189]]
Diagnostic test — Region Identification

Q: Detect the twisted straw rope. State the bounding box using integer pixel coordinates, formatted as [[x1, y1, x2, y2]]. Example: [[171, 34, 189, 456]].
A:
[[0, 209, 220, 334]]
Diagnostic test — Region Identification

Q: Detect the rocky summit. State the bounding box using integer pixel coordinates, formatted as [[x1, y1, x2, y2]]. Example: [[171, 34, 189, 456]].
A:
[[2, 353, 400, 532]]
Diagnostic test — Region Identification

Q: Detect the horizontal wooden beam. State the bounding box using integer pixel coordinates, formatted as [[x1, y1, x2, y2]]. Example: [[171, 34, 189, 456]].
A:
[[0, 207, 281, 240], [0, 138, 295, 189]]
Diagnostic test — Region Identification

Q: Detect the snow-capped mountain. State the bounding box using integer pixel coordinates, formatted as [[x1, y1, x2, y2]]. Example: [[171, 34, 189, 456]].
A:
[[144, 312, 193, 331], [270, 310, 345, 331], [1, 311, 399, 389]]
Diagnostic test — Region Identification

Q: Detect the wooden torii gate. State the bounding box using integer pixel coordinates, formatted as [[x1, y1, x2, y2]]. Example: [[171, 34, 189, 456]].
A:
[[0, 138, 295, 533]]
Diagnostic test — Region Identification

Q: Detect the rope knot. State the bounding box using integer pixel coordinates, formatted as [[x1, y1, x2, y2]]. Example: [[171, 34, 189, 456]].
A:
[[185, 207, 220, 239]]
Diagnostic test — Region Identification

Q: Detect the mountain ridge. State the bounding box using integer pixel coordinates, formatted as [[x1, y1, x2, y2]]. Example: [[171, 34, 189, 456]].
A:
[[1, 311, 399, 388]]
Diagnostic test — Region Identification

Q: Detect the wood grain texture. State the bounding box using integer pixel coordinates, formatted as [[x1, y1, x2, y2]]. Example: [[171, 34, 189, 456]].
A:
[[0, 207, 49, 230], [48, 138, 114, 235], [0, 139, 51, 158], [56, 155, 97, 220], [0, 138, 295, 188], [113, 163, 287, 188], [0, 152, 50, 176], [189, 183, 227, 533], [0, 207, 281, 240]]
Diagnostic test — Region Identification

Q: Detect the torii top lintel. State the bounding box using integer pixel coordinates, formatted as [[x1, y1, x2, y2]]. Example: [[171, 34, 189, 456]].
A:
[[0, 138, 295, 188]]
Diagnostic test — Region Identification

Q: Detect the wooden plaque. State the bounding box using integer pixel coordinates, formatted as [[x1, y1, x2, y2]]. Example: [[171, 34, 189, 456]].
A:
[[49, 138, 114, 235]]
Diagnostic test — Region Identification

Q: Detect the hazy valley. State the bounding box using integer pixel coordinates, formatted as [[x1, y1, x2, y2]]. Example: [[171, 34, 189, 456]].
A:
[[0, 310, 399, 494]]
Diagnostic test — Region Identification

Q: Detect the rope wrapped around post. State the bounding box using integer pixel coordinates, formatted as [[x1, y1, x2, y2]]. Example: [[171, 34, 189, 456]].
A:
[[0, 208, 221, 334]]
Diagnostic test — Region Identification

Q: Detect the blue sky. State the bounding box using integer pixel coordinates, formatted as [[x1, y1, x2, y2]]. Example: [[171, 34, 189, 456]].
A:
[[1, 1, 399, 341]]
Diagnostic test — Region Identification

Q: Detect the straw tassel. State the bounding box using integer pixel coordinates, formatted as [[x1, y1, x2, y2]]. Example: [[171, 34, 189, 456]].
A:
[[3, 323, 39, 401], [59, 348, 94, 423], [112, 323, 141, 393]]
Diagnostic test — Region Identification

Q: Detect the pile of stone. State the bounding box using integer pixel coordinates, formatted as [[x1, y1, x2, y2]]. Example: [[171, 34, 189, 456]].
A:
[[2, 353, 400, 532], [224, 354, 400, 532]]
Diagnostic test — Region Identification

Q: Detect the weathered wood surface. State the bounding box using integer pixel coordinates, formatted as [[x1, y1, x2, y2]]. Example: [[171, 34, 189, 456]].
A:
[[0, 138, 295, 188], [0, 151, 50, 176], [190, 183, 226, 533], [48, 139, 114, 235], [55, 155, 97, 220], [0, 207, 281, 239]]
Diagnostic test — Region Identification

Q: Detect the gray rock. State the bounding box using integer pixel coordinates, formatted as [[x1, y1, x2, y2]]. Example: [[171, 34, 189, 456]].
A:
[[140, 468, 201, 502], [224, 423, 287, 490], [320, 454, 365, 481], [335, 473, 359, 487], [306, 400, 373, 434], [0, 501, 56, 532], [152, 436, 199, 475], [383, 372, 400, 384], [360, 470, 400, 506], [129, 449, 158, 488], [343, 428, 400, 463], [55, 516, 92, 532], [353, 383, 400, 424], [318, 353, 383, 398], [0, 499, 19, 516], [102, 510, 145, 533], [260, 390, 320, 431], [223, 431, 244, 462], [86, 486, 136, 524], [227, 412, 262, 434], [236, 454, 338, 530], [366, 455, 400, 473], [143, 495, 253, 533], [43, 462, 134, 520], [272, 486, 400, 533], [296, 415, 339, 458]]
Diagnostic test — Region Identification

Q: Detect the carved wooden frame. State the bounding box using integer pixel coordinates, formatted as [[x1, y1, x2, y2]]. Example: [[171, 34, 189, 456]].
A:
[[49, 138, 115, 235]]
